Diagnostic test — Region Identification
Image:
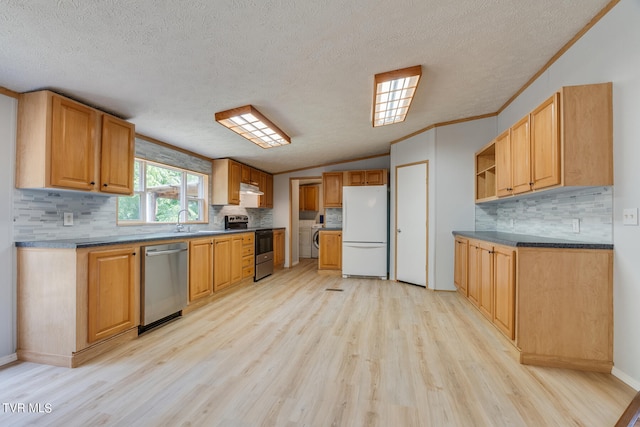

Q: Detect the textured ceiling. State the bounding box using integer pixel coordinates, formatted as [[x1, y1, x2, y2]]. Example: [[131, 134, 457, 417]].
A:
[[0, 0, 612, 173]]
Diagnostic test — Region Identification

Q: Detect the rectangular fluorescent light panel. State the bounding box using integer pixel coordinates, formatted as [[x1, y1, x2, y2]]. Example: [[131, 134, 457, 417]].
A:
[[215, 105, 291, 149], [373, 65, 422, 127]]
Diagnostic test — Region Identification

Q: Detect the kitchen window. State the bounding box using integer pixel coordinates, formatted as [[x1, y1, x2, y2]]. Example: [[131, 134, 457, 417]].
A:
[[117, 159, 208, 225]]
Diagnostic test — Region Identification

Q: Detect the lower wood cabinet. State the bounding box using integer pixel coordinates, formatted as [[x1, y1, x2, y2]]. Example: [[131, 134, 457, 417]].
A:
[[213, 237, 232, 291], [189, 238, 214, 302], [274, 229, 285, 268], [17, 244, 140, 367], [318, 230, 342, 270], [453, 237, 468, 295], [88, 247, 138, 344], [454, 235, 612, 372], [214, 233, 253, 291]]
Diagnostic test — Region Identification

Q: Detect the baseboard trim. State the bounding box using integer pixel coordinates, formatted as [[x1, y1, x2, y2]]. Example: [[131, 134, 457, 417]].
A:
[[0, 353, 17, 367], [613, 367, 640, 391]]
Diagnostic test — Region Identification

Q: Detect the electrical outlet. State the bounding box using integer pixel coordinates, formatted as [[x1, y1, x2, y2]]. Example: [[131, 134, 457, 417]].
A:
[[572, 218, 580, 233], [623, 208, 638, 226], [63, 212, 73, 226]]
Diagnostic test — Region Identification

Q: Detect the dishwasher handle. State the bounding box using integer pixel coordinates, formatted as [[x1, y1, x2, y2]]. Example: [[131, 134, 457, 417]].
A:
[[145, 248, 188, 257]]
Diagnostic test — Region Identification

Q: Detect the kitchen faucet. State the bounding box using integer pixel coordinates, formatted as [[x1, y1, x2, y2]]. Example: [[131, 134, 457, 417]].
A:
[[175, 209, 189, 232]]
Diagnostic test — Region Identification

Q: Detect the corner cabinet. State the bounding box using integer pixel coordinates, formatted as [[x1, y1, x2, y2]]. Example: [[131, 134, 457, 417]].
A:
[[16, 90, 135, 195], [477, 83, 612, 203], [17, 243, 140, 368], [318, 230, 342, 270]]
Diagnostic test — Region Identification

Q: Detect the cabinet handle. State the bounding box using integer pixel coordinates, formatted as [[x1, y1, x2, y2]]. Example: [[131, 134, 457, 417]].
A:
[[507, 187, 512, 191], [132, 252, 136, 256], [103, 183, 108, 187], [529, 182, 534, 186], [90, 181, 95, 186]]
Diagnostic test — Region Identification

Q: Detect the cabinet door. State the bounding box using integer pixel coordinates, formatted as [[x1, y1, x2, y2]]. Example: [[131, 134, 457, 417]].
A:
[[100, 115, 135, 195], [241, 164, 251, 183], [274, 230, 285, 268], [345, 171, 366, 186], [495, 130, 512, 197], [265, 174, 274, 208], [231, 235, 244, 284], [258, 172, 268, 208], [50, 95, 98, 190], [250, 168, 261, 186], [467, 242, 480, 306], [323, 172, 343, 207], [228, 161, 242, 205], [531, 93, 561, 191], [478, 242, 494, 320], [318, 231, 342, 270], [365, 169, 386, 185], [302, 185, 318, 211], [189, 238, 213, 302], [88, 247, 137, 343], [454, 237, 468, 295], [510, 115, 531, 195], [493, 245, 515, 339], [213, 238, 231, 291]]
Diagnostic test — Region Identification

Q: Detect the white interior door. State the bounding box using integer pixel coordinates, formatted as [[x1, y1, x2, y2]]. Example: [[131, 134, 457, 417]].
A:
[[396, 162, 427, 286]]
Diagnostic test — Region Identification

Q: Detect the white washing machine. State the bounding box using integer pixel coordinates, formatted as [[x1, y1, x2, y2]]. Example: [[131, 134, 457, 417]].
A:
[[311, 224, 323, 258]]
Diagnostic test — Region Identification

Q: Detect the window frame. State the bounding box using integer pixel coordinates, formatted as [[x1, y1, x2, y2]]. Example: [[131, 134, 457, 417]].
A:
[[116, 158, 209, 226]]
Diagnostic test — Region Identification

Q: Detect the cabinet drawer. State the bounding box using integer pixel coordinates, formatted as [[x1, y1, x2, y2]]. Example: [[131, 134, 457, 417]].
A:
[[242, 255, 253, 268], [242, 266, 254, 278], [243, 234, 255, 245], [242, 246, 254, 257]]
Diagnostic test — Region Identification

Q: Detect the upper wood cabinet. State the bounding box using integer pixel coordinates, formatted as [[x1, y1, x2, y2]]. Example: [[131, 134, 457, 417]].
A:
[[476, 83, 613, 203], [475, 142, 496, 202], [300, 185, 319, 211], [100, 115, 136, 194], [345, 169, 388, 186], [495, 129, 512, 197], [212, 160, 273, 208], [241, 164, 252, 184], [323, 172, 343, 207], [263, 173, 274, 208], [212, 159, 242, 205], [16, 90, 135, 195]]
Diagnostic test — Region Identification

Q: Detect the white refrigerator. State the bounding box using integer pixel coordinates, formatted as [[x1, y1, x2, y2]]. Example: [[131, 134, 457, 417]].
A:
[[342, 185, 388, 279]]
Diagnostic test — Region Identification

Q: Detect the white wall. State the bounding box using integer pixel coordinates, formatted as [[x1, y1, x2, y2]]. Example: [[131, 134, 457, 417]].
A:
[[433, 119, 497, 290], [0, 94, 17, 363], [273, 156, 391, 268], [389, 119, 496, 290]]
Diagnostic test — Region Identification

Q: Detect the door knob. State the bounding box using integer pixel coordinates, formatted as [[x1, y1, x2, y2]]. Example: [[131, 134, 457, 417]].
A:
[[397, 229, 402, 233]]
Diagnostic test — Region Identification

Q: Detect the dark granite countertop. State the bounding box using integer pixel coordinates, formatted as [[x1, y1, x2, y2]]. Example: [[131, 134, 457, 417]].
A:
[[452, 230, 613, 250], [16, 228, 266, 249], [320, 227, 342, 231]]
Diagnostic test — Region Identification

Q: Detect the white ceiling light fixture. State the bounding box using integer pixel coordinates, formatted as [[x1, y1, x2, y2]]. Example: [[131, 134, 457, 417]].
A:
[[372, 65, 422, 127], [215, 105, 291, 149]]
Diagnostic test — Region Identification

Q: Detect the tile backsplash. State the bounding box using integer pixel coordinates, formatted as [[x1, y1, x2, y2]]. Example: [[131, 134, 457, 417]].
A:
[[324, 208, 342, 228], [475, 186, 613, 243], [13, 138, 273, 242]]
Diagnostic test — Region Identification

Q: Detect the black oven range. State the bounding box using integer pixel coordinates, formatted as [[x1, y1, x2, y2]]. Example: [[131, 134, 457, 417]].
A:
[[224, 215, 274, 282]]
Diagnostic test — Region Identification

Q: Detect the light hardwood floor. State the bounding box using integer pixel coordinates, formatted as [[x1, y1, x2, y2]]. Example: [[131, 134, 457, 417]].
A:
[[1, 259, 635, 426]]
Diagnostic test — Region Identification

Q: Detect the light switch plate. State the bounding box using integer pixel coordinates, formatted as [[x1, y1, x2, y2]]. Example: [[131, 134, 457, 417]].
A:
[[623, 208, 638, 225], [63, 212, 73, 226], [572, 218, 580, 233]]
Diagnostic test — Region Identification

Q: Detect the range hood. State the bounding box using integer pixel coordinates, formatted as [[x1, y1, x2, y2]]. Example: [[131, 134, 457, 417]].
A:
[[240, 183, 264, 195]]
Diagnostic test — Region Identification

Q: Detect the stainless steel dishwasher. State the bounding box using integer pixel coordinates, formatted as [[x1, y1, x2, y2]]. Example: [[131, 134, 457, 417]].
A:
[[140, 242, 188, 333]]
